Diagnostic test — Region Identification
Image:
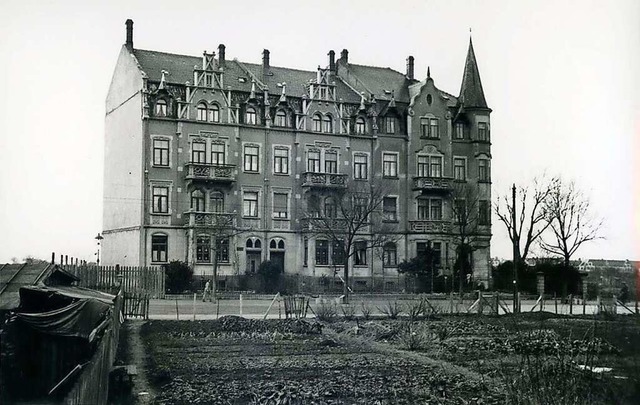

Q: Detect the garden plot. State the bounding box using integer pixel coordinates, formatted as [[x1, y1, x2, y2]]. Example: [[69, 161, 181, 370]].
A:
[[140, 316, 502, 404]]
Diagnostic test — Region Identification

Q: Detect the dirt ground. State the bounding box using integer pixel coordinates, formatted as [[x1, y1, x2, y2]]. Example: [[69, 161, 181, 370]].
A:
[[117, 313, 640, 404]]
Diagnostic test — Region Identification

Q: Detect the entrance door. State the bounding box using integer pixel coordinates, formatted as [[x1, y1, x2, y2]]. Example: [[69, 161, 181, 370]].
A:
[[270, 251, 285, 273]]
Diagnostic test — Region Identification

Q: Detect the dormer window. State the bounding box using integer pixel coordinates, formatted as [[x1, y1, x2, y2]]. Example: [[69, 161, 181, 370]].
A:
[[205, 73, 213, 87], [197, 103, 207, 121], [323, 115, 333, 133], [478, 122, 489, 141], [245, 106, 257, 125], [155, 99, 167, 117], [312, 114, 322, 132], [274, 110, 287, 127], [355, 117, 366, 134], [385, 117, 396, 134], [319, 86, 328, 100]]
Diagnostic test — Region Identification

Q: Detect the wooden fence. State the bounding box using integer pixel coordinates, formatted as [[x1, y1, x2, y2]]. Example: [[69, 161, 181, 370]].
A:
[[60, 263, 165, 299]]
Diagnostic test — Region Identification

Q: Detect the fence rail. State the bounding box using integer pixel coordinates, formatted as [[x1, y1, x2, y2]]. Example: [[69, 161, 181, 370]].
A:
[[61, 263, 165, 299]]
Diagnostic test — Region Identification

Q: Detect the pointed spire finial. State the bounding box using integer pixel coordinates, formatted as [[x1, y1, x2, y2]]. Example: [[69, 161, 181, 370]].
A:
[[159, 70, 168, 90], [279, 82, 287, 103], [359, 92, 366, 111], [427, 66, 431, 79], [249, 78, 256, 99]]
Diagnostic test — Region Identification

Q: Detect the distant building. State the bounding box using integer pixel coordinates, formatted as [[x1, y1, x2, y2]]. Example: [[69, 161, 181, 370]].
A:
[[102, 20, 493, 289]]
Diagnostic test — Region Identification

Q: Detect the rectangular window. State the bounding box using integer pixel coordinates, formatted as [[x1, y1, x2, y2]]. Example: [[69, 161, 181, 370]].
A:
[[479, 200, 490, 225], [209, 192, 224, 213], [244, 145, 259, 172], [307, 150, 321, 172], [196, 236, 211, 263], [192, 142, 206, 163], [385, 117, 395, 134], [417, 198, 442, 220], [325, 151, 337, 174], [383, 244, 397, 267], [430, 198, 442, 220], [430, 118, 439, 139], [417, 155, 428, 177], [152, 186, 169, 213], [243, 191, 259, 217], [354, 241, 367, 266], [208, 106, 219, 122], [332, 240, 345, 265], [382, 153, 398, 177], [455, 122, 464, 139], [274, 147, 289, 174], [151, 235, 168, 263], [205, 73, 213, 87], [353, 154, 368, 179], [478, 122, 488, 141], [303, 238, 308, 266], [211, 143, 225, 165], [316, 239, 329, 266], [421, 118, 428, 137], [153, 139, 169, 167], [383, 197, 397, 221], [454, 199, 467, 222], [432, 242, 442, 268], [319, 87, 327, 100], [478, 159, 489, 181], [217, 238, 229, 263], [453, 157, 466, 181], [429, 156, 442, 177], [273, 193, 288, 218]]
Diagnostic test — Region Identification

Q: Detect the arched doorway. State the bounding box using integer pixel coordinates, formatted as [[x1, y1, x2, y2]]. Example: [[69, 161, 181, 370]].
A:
[[270, 239, 286, 273]]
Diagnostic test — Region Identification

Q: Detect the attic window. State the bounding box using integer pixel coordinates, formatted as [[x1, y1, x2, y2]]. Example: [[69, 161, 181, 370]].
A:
[[427, 94, 433, 105], [238, 77, 247, 83], [384, 90, 392, 95]]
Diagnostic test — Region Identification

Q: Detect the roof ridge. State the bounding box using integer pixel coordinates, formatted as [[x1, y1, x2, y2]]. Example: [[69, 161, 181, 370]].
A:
[[134, 48, 200, 59], [348, 63, 405, 75], [237, 61, 316, 74]]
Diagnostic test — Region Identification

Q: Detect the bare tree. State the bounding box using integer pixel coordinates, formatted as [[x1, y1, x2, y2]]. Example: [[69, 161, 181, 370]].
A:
[[494, 175, 557, 262], [301, 180, 399, 302], [450, 182, 489, 293], [539, 178, 603, 296]]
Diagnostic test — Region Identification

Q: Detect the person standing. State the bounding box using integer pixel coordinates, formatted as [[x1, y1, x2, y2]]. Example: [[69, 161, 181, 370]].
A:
[[203, 280, 211, 302]]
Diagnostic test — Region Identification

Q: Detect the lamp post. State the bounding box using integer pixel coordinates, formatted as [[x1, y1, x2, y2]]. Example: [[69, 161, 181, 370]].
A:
[[95, 233, 104, 266]]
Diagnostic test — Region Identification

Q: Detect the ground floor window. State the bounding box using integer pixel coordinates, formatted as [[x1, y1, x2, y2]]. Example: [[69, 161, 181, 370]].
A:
[[217, 238, 229, 263], [196, 235, 210, 263], [151, 234, 167, 262]]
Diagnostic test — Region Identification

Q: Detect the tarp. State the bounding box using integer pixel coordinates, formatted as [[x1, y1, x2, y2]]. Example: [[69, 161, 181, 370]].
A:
[[15, 298, 111, 340]]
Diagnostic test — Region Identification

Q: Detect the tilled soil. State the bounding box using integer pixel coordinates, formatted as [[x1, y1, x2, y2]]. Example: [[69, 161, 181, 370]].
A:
[[141, 316, 502, 404]]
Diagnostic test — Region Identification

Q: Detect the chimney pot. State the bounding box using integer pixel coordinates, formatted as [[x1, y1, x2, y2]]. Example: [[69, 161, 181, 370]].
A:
[[218, 44, 226, 67], [406, 56, 414, 80], [125, 19, 134, 50], [262, 49, 270, 70], [340, 49, 349, 64], [328, 50, 336, 72]]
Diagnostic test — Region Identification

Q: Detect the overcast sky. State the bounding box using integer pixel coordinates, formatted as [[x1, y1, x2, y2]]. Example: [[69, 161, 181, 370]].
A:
[[0, 0, 638, 264]]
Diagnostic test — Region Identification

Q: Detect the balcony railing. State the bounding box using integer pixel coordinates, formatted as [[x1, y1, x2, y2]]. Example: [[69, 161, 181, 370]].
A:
[[184, 211, 236, 228], [412, 176, 452, 192], [300, 217, 349, 231], [301, 172, 348, 188], [184, 162, 236, 183], [408, 220, 451, 233]]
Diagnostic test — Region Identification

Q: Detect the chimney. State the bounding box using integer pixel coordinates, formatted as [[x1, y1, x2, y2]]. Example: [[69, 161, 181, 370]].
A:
[[125, 19, 134, 50], [262, 49, 270, 74], [218, 44, 226, 67], [340, 49, 349, 64], [406, 56, 414, 80], [328, 50, 336, 72]]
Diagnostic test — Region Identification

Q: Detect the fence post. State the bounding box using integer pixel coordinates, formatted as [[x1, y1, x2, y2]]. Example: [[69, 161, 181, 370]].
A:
[[216, 299, 220, 319], [478, 291, 483, 314], [494, 293, 499, 315], [175, 297, 180, 320], [239, 294, 243, 317], [613, 294, 617, 315], [583, 292, 586, 315], [569, 294, 573, 315], [597, 295, 601, 315], [193, 293, 197, 321], [554, 293, 558, 314]]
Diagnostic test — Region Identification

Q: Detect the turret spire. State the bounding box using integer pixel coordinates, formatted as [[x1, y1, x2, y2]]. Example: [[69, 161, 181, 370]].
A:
[[458, 37, 488, 108]]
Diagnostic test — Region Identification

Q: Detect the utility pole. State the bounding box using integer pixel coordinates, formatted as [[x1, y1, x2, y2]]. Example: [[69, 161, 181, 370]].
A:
[[512, 184, 519, 313]]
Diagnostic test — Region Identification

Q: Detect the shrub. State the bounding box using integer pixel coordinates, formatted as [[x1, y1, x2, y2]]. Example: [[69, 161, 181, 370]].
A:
[[378, 300, 403, 319], [164, 261, 193, 293], [406, 299, 427, 321], [399, 322, 426, 351], [340, 303, 356, 320], [315, 301, 338, 322], [360, 301, 373, 320]]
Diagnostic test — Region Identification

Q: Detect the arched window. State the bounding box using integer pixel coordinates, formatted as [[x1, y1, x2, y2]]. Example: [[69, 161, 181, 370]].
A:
[[246, 239, 254, 248], [278, 240, 285, 249], [324, 197, 336, 218], [270, 240, 277, 249], [191, 189, 205, 211], [312, 114, 322, 132], [245, 106, 257, 125], [197, 103, 207, 121], [209, 104, 220, 122], [323, 114, 333, 133], [383, 242, 397, 267], [245, 238, 262, 273], [155, 99, 167, 117], [254, 239, 262, 249], [355, 117, 366, 134], [274, 110, 287, 127], [209, 191, 224, 213]]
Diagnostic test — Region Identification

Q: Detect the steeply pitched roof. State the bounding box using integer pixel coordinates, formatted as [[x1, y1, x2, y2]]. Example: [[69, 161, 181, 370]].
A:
[[338, 62, 415, 103], [459, 38, 488, 108]]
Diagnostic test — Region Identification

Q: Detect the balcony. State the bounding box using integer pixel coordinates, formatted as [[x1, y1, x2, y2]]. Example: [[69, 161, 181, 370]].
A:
[[301, 172, 348, 189], [300, 217, 349, 231], [408, 220, 451, 233], [184, 162, 236, 184], [412, 176, 452, 193], [184, 211, 236, 228]]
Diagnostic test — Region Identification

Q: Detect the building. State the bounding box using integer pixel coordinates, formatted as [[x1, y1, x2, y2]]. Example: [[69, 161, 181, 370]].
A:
[[102, 20, 492, 290]]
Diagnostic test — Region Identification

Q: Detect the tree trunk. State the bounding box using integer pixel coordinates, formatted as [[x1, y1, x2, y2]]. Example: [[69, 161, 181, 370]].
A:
[[212, 250, 219, 301], [343, 262, 350, 303]]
